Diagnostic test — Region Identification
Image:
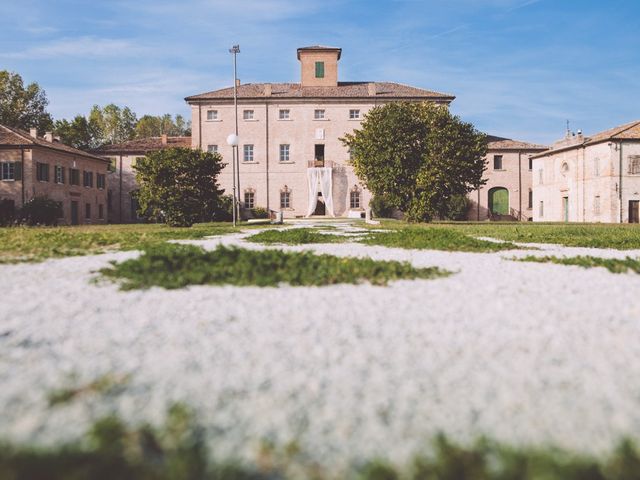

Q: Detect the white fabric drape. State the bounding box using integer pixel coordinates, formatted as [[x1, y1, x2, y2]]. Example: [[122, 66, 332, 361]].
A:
[[306, 167, 334, 217], [306, 168, 320, 217], [318, 167, 334, 217]]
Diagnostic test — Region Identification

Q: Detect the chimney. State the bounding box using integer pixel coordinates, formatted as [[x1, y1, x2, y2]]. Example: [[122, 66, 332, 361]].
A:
[[161, 134, 168, 145], [44, 131, 54, 142], [235, 78, 241, 87], [29, 128, 37, 138], [264, 84, 272, 96], [367, 83, 377, 96]]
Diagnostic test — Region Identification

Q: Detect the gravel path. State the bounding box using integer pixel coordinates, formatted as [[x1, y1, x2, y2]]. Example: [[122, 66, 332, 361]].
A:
[[1, 221, 640, 471]]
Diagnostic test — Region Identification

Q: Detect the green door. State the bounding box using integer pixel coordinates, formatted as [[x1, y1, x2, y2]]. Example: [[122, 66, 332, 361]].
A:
[[489, 187, 509, 216]]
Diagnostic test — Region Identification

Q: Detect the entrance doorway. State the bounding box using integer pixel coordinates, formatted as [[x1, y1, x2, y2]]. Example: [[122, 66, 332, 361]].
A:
[[562, 196, 569, 222], [313, 192, 326, 216], [488, 187, 509, 216], [314, 144, 325, 166], [70, 201, 79, 225], [630, 200, 640, 223]]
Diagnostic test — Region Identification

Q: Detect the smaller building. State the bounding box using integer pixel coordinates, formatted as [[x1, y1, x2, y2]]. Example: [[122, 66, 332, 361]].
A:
[[532, 121, 640, 223], [0, 124, 109, 225], [467, 136, 548, 221], [94, 135, 191, 223]]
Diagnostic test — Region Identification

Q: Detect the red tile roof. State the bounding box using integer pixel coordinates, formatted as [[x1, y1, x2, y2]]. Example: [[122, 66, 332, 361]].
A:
[[486, 135, 548, 151], [92, 136, 192, 155], [0, 124, 109, 162], [185, 82, 455, 102]]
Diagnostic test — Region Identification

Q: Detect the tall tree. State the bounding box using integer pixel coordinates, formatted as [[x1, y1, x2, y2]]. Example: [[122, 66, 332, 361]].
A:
[[342, 102, 487, 222], [54, 115, 102, 150], [135, 114, 191, 138], [0, 70, 53, 133], [88, 104, 137, 145]]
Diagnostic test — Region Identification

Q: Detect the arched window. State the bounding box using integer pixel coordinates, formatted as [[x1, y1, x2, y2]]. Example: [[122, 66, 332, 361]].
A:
[[280, 185, 291, 209], [350, 185, 361, 209], [488, 187, 509, 215], [244, 188, 255, 209]]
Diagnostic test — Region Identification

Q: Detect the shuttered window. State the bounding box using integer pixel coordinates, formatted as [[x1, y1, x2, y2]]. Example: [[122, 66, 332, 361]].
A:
[[315, 61, 324, 78]]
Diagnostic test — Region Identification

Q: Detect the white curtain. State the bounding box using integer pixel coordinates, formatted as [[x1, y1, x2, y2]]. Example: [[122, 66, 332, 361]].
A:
[[306, 168, 320, 217], [318, 167, 334, 217]]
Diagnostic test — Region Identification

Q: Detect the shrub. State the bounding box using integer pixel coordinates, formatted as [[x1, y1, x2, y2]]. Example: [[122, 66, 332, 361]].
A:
[[369, 194, 395, 218], [214, 194, 234, 221], [251, 207, 269, 219], [440, 194, 469, 221], [19, 196, 62, 226], [0, 199, 17, 226]]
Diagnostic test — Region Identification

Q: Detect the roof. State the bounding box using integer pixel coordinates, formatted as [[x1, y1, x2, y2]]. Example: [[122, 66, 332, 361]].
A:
[[297, 45, 342, 60], [532, 120, 640, 158], [92, 136, 192, 155], [185, 82, 455, 102], [0, 124, 109, 162], [486, 135, 548, 151]]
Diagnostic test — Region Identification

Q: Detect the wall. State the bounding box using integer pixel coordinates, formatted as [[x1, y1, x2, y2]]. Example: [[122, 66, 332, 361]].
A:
[[105, 154, 142, 223], [299, 51, 339, 87]]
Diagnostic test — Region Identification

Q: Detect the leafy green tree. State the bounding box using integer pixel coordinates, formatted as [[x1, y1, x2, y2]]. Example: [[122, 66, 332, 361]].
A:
[[135, 114, 191, 138], [0, 70, 53, 133], [342, 102, 487, 222], [88, 104, 137, 145], [53, 115, 102, 150], [134, 148, 225, 227]]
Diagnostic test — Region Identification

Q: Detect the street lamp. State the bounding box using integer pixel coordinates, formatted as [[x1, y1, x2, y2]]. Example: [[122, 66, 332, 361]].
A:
[[226, 133, 239, 226], [229, 44, 240, 223]]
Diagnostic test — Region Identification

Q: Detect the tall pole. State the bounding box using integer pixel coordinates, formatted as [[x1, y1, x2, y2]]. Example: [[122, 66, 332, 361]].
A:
[[230, 45, 241, 221]]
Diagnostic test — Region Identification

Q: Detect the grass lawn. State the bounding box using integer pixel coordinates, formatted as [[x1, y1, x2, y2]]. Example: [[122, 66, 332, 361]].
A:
[[0, 222, 246, 263], [248, 228, 349, 245], [517, 255, 640, 274], [99, 243, 449, 289]]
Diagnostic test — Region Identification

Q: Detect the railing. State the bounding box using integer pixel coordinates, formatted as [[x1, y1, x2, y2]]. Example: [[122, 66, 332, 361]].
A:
[[307, 160, 335, 168]]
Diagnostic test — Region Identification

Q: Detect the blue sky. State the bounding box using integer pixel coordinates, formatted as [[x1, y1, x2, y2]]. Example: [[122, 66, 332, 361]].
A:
[[1, 0, 638, 144]]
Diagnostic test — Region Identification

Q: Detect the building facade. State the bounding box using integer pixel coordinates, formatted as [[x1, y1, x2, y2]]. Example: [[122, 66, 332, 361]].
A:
[[532, 121, 640, 223], [467, 136, 548, 221], [0, 124, 109, 225], [94, 135, 191, 223], [185, 45, 455, 218]]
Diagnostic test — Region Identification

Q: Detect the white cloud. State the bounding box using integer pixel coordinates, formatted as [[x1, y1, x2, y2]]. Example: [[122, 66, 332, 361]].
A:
[[0, 37, 143, 59]]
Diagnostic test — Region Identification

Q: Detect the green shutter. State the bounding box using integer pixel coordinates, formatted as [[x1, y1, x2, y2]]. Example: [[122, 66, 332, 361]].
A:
[[14, 162, 22, 181], [315, 61, 324, 78]]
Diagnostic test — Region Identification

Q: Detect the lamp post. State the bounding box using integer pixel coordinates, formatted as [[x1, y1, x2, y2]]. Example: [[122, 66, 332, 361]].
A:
[[229, 44, 241, 223], [226, 133, 239, 226]]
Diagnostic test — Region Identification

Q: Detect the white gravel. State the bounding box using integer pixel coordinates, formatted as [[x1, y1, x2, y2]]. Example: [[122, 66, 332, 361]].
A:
[[1, 221, 640, 471]]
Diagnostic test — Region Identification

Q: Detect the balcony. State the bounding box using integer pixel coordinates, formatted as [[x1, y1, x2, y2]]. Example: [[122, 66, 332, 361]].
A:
[[307, 160, 334, 168]]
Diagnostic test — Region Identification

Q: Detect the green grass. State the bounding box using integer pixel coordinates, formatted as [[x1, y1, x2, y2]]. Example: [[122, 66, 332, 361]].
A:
[[361, 224, 520, 252], [517, 255, 640, 274], [99, 243, 450, 290], [0, 222, 243, 263], [2, 407, 640, 480], [248, 228, 348, 245]]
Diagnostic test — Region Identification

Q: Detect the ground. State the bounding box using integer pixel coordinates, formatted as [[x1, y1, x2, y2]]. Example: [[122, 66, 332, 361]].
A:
[[1, 220, 640, 476]]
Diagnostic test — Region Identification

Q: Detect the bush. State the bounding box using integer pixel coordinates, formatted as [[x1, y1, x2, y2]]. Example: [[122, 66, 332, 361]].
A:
[[214, 194, 234, 221], [369, 194, 395, 218], [251, 207, 269, 219], [0, 199, 17, 226], [19, 196, 62, 226], [440, 194, 469, 221]]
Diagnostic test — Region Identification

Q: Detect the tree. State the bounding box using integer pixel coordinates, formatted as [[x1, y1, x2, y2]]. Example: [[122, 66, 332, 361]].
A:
[[341, 102, 487, 222], [54, 115, 102, 150], [134, 148, 225, 227], [0, 70, 53, 133], [135, 114, 192, 138], [88, 104, 137, 145]]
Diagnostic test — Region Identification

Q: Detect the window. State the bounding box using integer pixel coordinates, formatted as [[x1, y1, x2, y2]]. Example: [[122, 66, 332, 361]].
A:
[[243, 110, 254, 120], [594, 195, 601, 215], [349, 109, 360, 120], [83, 171, 93, 188], [54, 165, 65, 184], [70, 168, 80, 186], [528, 157, 533, 171], [108, 158, 117, 172], [561, 162, 569, 176], [350, 187, 361, 209], [629, 156, 640, 174], [538, 169, 544, 185], [207, 145, 218, 153], [539, 201, 544, 217], [206, 109, 218, 121], [98, 204, 104, 219], [493, 155, 503, 170], [594, 157, 600, 176], [243, 144, 254, 162], [36, 162, 49, 182], [244, 190, 255, 209], [315, 61, 325, 78], [1, 162, 15, 181], [56, 201, 64, 219], [108, 190, 113, 213], [279, 109, 290, 120], [279, 144, 290, 162], [314, 109, 325, 120], [97, 173, 106, 189], [280, 186, 291, 209], [85, 203, 91, 219], [528, 189, 533, 209], [131, 157, 144, 168]]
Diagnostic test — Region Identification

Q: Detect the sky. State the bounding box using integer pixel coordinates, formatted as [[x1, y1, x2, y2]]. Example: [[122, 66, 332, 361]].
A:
[[1, 0, 639, 144]]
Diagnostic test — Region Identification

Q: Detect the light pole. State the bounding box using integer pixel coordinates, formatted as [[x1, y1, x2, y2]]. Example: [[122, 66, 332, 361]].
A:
[[226, 133, 239, 226], [229, 44, 241, 222]]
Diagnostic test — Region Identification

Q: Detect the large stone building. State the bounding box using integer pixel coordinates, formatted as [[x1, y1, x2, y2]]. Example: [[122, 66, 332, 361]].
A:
[[94, 135, 191, 223], [185, 45, 455, 218], [532, 121, 640, 223], [467, 136, 548, 221], [0, 124, 109, 225]]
